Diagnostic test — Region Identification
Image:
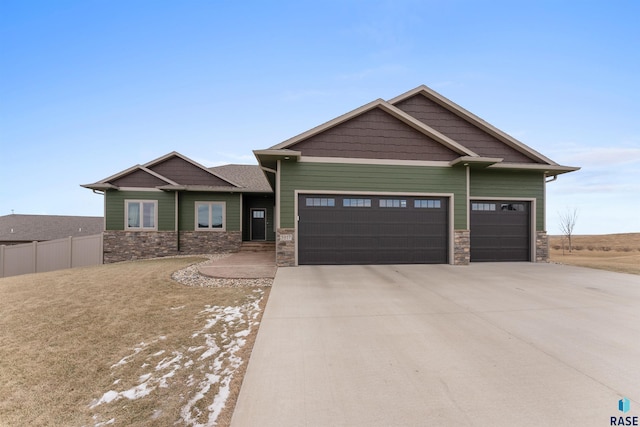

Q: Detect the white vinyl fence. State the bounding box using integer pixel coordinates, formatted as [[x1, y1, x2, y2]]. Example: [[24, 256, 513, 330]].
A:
[[0, 234, 103, 278]]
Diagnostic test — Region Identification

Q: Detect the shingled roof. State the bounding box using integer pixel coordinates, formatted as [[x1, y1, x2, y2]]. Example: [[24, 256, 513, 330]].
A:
[[0, 214, 104, 244]]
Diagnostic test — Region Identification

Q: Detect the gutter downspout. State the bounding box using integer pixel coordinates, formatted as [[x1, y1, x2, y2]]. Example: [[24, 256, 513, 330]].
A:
[[545, 175, 557, 183]]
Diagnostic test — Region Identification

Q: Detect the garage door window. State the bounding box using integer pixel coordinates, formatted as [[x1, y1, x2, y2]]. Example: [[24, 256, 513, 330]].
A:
[[471, 203, 496, 211], [305, 197, 335, 207], [343, 198, 371, 207], [501, 203, 525, 211], [379, 199, 407, 208], [415, 199, 442, 209]]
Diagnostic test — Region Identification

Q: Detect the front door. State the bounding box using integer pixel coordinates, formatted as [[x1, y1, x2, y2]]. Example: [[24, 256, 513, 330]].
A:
[[251, 209, 267, 240]]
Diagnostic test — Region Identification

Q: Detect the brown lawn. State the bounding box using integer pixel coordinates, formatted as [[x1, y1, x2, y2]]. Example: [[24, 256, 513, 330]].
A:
[[549, 233, 640, 275], [0, 257, 270, 426]]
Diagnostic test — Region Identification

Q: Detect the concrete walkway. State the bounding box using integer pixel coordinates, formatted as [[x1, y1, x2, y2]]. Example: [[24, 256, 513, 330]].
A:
[[197, 251, 276, 279], [231, 263, 640, 427]]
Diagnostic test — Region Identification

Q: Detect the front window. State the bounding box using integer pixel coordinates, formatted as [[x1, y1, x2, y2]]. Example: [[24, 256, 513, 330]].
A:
[[196, 202, 226, 230], [126, 200, 157, 230]]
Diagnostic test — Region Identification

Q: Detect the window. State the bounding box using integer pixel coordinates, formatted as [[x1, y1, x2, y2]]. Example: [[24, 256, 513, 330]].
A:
[[380, 199, 407, 208], [125, 200, 157, 230], [253, 210, 265, 218], [305, 197, 335, 207], [196, 202, 225, 230], [343, 198, 371, 207], [471, 203, 496, 211], [501, 203, 525, 211], [414, 199, 442, 209]]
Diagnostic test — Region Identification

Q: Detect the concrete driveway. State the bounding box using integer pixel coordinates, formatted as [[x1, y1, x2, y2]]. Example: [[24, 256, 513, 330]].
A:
[[231, 263, 640, 427]]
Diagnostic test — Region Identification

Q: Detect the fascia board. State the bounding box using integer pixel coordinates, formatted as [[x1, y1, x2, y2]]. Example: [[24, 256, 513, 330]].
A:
[[390, 85, 559, 166], [487, 163, 581, 174]]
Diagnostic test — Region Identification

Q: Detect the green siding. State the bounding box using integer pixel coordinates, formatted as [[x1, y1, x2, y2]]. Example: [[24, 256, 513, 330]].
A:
[[280, 162, 467, 229], [469, 169, 545, 230], [178, 192, 241, 231], [105, 190, 176, 231]]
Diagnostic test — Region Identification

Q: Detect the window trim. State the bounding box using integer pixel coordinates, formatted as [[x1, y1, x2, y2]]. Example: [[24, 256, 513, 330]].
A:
[[195, 201, 226, 231], [124, 200, 158, 231]]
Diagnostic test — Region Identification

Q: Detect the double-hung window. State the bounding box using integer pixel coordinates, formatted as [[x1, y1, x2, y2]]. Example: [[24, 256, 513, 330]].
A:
[[126, 200, 157, 230], [196, 202, 226, 230]]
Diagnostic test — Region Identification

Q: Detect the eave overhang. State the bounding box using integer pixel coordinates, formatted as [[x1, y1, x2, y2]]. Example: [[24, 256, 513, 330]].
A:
[[253, 149, 301, 170], [450, 156, 504, 168]]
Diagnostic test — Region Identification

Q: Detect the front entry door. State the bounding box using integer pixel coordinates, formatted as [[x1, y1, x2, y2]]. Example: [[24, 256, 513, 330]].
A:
[[251, 209, 267, 240]]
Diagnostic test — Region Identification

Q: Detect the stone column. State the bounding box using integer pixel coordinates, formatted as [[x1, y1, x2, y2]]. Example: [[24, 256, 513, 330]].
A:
[[536, 231, 549, 262], [454, 230, 470, 265], [276, 228, 296, 267]]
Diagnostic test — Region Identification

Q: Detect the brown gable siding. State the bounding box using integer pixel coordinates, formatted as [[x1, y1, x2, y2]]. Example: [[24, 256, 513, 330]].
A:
[[149, 156, 233, 186], [110, 169, 168, 187], [289, 107, 459, 161], [394, 94, 537, 163]]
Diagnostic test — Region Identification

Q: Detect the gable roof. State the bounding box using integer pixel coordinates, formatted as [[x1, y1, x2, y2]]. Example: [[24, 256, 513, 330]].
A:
[[389, 85, 557, 165], [257, 85, 579, 175], [269, 99, 478, 157], [0, 214, 103, 243], [82, 152, 272, 193]]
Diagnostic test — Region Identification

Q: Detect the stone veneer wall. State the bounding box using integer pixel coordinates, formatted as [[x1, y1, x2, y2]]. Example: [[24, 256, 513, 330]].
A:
[[536, 231, 549, 262], [453, 230, 470, 265], [179, 231, 242, 255], [103, 230, 241, 263], [276, 228, 296, 267]]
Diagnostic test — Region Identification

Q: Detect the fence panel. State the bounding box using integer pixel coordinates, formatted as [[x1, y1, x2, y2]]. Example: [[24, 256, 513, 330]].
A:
[[2, 243, 36, 277], [72, 234, 103, 268], [0, 234, 103, 278], [36, 238, 72, 273]]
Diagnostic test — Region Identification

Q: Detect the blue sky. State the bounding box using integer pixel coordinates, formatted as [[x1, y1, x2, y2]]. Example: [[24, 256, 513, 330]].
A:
[[1, 0, 639, 235]]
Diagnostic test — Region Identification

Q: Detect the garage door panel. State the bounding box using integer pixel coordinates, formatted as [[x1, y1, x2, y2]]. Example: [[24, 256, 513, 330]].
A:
[[470, 200, 530, 262], [298, 194, 448, 265]]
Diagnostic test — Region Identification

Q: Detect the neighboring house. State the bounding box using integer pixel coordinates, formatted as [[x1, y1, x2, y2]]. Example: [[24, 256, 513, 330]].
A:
[[0, 214, 104, 245], [83, 85, 579, 266]]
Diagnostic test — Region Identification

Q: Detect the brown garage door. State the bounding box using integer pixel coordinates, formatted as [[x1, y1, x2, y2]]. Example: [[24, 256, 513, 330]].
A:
[[298, 194, 448, 265], [470, 201, 530, 262]]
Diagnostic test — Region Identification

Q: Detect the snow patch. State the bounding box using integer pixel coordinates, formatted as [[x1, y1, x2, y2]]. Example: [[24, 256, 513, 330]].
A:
[[89, 289, 264, 427]]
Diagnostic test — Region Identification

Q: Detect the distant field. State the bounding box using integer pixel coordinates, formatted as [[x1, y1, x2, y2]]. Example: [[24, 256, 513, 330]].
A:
[[549, 233, 640, 275]]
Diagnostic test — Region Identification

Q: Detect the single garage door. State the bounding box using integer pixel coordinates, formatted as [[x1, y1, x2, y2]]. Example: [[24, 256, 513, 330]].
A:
[[470, 200, 531, 262], [298, 194, 448, 265]]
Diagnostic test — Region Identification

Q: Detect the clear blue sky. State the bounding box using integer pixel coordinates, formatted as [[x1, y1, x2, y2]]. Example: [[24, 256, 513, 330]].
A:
[[1, 0, 639, 235]]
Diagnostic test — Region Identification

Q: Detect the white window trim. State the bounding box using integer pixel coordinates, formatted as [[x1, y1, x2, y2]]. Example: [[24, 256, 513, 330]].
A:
[[125, 200, 158, 231], [195, 201, 226, 231]]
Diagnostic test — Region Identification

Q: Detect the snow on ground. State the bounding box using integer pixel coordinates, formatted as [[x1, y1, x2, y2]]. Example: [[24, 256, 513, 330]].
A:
[[89, 289, 264, 426]]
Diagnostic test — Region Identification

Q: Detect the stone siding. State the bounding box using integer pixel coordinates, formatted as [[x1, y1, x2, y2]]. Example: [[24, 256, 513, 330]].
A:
[[453, 229, 470, 265], [536, 231, 549, 262], [276, 228, 296, 267], [179, 231, 242, 255], [103, 230, 241, 263]]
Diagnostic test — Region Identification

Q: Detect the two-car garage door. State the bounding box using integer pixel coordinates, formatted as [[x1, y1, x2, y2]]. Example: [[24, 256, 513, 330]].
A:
[[298, 194, 448, 265]]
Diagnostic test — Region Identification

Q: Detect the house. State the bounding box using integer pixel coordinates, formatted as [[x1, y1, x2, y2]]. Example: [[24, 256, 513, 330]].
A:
[[0, 214, 104, 246], [83, 85, 579, 266]]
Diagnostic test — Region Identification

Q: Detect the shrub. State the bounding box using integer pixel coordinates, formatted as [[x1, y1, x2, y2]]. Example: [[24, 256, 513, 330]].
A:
[[601, 246, 612, 252], [573, 245, 583, 251], [587, 246, 595, 251], [552, 245, 562, 250]]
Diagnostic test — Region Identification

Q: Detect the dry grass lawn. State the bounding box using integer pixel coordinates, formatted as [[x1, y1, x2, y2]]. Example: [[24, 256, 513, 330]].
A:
[[0, 257, 270, 426], [549, 233, 640, 275]]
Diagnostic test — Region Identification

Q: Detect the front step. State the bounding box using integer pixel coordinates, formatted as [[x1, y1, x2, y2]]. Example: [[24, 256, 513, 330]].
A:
[[241, 241, 276, 252]]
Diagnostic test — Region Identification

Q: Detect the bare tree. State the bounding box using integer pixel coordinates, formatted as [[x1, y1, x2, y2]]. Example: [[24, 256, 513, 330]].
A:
[[558, 207, 579, 253]]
